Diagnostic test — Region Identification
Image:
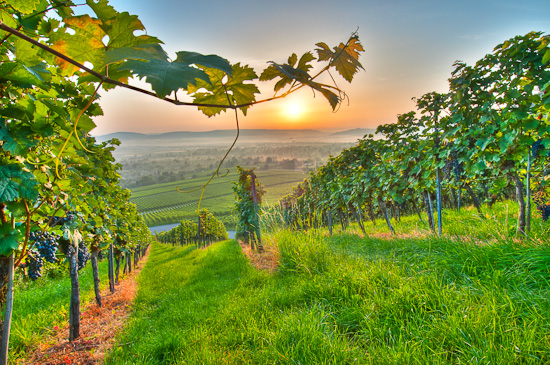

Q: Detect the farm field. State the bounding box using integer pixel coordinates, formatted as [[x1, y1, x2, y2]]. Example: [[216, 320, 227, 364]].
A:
[[106, 202, 550, 364], [131, 169, 307, 228]]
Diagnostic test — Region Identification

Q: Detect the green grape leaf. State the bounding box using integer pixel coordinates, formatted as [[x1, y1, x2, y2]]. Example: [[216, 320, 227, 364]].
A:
[[85, 0, 117, 20], [50, 0, 74, 18], [5, 201, 26, 217], [0, 164, 39, 202], [78, 12, 162, 85], [315, 36, 364, 82], [14, 38, 42, 67], [0, 222, 21, 256], [121, 58, 210, 99], [115, 49, 232, 98], [175, 51, 233, 76], [0, 62, 51, 87], [102, 12, 159, 49], [0, 178, 19, 203], [0, 121, 36, 156], [50, 15, 106, 75], [260, 52, 315, 93], [189, 63, 259, 116], [104, 43, 167, 64], [74, 114, 97, 133], [0, 9, 18, 39], [7, 0, 42, 14]]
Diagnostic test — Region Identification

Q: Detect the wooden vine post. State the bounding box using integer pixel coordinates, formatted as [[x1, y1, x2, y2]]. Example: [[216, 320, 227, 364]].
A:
[[0, 253, 14, 365], [108, 241, 115, 293], [250, 174, 261, 249]]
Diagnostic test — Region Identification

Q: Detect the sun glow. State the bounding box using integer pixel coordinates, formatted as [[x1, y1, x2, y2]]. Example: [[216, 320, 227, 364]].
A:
[[282, 99, 306, 121]]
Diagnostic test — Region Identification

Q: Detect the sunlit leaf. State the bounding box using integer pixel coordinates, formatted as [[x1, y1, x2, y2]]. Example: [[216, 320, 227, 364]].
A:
[[7, 0, 42, 14], [189, 63, 259, 116], [316, 36, 364, 82]]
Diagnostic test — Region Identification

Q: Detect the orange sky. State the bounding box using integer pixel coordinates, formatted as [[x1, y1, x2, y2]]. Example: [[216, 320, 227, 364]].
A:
[[90, 0, 549, 136]]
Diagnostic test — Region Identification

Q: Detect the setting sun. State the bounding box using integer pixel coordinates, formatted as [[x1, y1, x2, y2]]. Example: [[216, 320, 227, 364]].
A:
[[282, 99, 306, 121]]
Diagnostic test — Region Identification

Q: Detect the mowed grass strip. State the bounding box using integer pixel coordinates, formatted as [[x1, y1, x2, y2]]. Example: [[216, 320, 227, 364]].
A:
[[107, 227, 550, 364]]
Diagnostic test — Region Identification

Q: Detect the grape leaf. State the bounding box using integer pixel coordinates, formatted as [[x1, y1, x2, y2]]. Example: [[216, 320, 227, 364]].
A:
[[50, 0, 75, 19], [0, 222, 21, 256], [104, 43, 167, 64], [0, 178, 19, 203], [120, 57, 211, 99], [310, 84, 340, 110], [102, 12, 160, 50], [0, 9, 18, 40], [50, 15, 106, 75], [0, 62, 51, 87], [14, 38, 42, 67], [85, 0, 117, 20], [7, 0, 42, 14], [260, 52, 315, 93], [189, 63, 259, 116], [316, 36, 364, 82], [175, 51, 233, 76], [0, 165, 39, 202]]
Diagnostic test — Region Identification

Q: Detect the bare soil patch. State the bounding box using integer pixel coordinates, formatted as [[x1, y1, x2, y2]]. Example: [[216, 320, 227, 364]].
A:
[[239, 241, 279, 274]]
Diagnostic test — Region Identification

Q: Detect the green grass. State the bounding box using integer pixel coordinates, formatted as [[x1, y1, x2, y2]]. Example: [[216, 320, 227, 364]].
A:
[[132, 169, 307, 228], [107, 222, 550, 363], [264, 200, 550, 243], [8, 259, 110, 363]]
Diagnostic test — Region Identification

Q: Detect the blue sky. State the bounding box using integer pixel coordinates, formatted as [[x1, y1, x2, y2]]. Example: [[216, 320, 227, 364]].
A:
[[91, 0, 550, 135]]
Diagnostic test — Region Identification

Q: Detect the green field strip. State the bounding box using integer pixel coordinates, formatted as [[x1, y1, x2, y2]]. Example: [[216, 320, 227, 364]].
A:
[[137, 179, 305, 214]]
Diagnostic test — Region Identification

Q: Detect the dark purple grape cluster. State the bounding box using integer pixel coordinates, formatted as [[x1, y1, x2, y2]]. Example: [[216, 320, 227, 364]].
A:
[[77, 242, 90, 270], [443, 158, 453, 179], [532, 139, 544, 160], [533, 191, 550, 222], [453, 160, 463, 181], [66, 243, 90, 270], [540, 205, 550, 221], [30, 231, 60, 263], [444, 150, 464, 181], [48, 211, 84, 226], [26, 250, 43, 280], [61, 210, 77, 224]]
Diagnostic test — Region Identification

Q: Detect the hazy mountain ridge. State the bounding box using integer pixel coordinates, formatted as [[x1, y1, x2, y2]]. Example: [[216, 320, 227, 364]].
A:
[[95, 128, 372, 143], [329, 128, 377, 137]]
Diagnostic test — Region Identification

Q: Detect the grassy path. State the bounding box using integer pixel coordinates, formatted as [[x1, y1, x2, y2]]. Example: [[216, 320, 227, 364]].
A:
[[108, 231, 550, 364]]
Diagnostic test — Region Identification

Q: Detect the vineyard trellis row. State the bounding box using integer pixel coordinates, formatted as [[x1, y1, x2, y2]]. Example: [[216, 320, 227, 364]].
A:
[[155, 209, 228, 248], [276, 32, 550, 237]]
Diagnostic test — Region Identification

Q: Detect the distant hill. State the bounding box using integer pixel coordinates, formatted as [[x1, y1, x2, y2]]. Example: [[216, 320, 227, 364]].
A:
[[329, 128, 377, 137], [96, 128, 377, 143], [96, 129, 328, 143], [95, 132, 152, 142]]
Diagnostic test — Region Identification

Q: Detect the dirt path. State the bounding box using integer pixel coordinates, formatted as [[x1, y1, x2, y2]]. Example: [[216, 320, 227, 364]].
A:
[[22, 249, 149, 365]]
